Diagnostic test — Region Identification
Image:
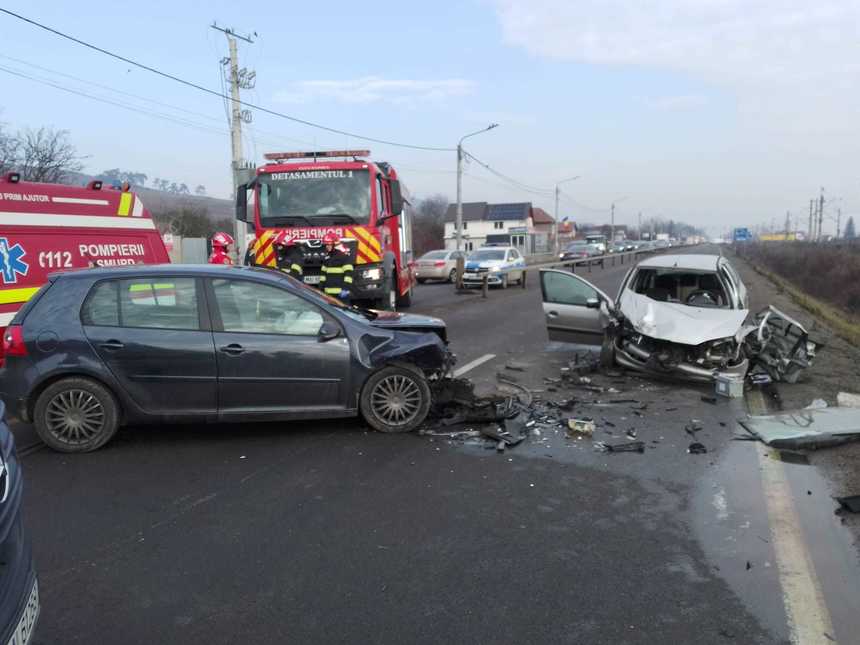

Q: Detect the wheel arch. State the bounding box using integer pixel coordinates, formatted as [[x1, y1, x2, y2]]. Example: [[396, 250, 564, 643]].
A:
[[26, 370, 127, 424]]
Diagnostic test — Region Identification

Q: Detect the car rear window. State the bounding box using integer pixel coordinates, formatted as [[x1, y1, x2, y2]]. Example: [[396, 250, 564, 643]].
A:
[[420, 251, 448, 260], [81, 278, 200, 330]]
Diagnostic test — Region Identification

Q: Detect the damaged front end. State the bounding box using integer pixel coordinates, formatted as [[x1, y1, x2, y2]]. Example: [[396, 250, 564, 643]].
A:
[[611, 306, 818, 384]]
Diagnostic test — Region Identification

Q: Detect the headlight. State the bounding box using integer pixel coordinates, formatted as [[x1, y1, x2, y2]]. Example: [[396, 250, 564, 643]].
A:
[[361, 268, 382, 281], [490, 266, 501, 272]]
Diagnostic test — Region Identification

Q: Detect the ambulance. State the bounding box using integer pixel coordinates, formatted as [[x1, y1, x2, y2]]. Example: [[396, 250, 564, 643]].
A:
[[0, 172, 169, 361]]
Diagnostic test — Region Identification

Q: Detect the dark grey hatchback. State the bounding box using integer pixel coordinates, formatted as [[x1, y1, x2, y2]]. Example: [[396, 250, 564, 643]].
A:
[[0, 265, 452, 453]]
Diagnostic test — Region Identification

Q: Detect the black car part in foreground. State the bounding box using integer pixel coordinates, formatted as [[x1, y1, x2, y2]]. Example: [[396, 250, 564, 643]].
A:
[[0, 403, 39, 644], [0, 265, 453, 453]]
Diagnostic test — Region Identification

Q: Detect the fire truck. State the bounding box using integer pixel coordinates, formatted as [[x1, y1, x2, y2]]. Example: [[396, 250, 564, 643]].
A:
[[0, 172, 169, 362], [236, 150, 417, 309]]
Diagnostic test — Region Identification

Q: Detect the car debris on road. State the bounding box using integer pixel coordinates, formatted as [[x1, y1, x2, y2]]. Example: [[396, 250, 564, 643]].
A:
[[739, 407, 860, 450]]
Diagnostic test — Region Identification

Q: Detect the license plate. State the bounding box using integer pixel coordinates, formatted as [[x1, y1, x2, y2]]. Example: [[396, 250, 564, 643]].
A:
[[6, 579, 39, 645], [464, 273, 478, 279], [303, 275, 321, 285]]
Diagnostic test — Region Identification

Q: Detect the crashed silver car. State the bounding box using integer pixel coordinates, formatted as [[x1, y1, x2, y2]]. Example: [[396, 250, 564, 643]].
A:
[[539, 254, 817, 382]]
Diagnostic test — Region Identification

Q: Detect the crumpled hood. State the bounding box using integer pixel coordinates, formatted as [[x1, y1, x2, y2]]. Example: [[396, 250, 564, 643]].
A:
[[618, 291, 748, 345], [368, 311, 447, 342]]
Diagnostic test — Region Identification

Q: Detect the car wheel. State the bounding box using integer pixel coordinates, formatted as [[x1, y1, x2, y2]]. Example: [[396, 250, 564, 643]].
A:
[[448, 268, 457, 283], [500, 274, 508, 289], [361, 365, 431, 433], [33, 377, 120, 452], [417, 278, 427, 284]]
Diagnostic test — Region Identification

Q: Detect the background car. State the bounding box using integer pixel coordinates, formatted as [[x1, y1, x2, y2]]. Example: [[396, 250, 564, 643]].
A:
[[462, 246, 527, 289], [0, 265, 452, 452], [415, 250, 467, 283], [0, 403, 39, 645], [559, 241, 604, 265]]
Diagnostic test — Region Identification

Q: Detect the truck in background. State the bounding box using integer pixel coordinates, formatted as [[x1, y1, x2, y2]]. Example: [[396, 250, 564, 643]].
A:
[[0, 172, 169, 362], [236, 150, 417, 310]]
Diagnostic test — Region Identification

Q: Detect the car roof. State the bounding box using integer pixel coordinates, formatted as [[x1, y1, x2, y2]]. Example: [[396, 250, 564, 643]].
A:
[[636, 254, 722, 271], [475, 246, 516, 251], [49, 264, 283, 282]]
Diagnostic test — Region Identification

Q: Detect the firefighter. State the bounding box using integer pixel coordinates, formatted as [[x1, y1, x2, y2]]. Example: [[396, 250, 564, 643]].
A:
[[273, 231, 304, 279], [208, 231, 234, 265], [319, 232, 354, 301]]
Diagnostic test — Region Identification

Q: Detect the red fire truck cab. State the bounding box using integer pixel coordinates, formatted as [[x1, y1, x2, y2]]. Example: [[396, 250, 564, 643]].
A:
[[236, 150, 417, 309], [0, 172, 169, 363]]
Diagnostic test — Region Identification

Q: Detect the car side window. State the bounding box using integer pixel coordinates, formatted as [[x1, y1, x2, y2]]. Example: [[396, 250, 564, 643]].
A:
[[119, 278, 200, 330], [212, 279, 324, 336], [510, 249, 521, 260], [82, 278, 200, 330], [542, 272, 597, 306]]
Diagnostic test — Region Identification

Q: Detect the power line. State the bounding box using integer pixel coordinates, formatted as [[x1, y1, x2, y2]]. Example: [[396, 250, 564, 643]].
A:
[[0, 8, 455, 153], [556, 189, 606, 214], [462, 150, 554, 195]]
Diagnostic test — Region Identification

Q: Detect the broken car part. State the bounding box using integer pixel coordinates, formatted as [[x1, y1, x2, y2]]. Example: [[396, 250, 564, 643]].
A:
[[594, 440, 645, 453], [739, 408, 860, 450], [835, 495, 860, 514]]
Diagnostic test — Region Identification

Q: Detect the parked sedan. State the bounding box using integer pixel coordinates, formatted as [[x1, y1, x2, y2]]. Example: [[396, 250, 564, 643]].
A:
[[462, 246, 527, 289], [0, 265, 453, 452], [416, 250, 466, 283], [539, 254, 817, 382], [0, 404, 39, 645]]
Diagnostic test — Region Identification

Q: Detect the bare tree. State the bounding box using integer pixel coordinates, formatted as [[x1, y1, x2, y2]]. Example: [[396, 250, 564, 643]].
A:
[[17, 127, 83, 183], [413, 194, 449, 255], [0, 123, 20, 175], [195, 185, 207, 196]]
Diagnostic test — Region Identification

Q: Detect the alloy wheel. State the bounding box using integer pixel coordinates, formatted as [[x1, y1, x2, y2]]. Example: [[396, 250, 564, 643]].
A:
[[370, 375, 422, 426], [45, 389, 105, 445]]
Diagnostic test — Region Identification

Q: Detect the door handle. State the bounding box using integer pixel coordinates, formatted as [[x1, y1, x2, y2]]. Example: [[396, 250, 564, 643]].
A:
[[99, 340, 124, 350], [219, 343, 245, 356], [548, 311, 559, 318]]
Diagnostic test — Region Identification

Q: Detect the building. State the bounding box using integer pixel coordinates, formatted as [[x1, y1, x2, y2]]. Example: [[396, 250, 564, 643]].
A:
[[442, 201, 555, 253]]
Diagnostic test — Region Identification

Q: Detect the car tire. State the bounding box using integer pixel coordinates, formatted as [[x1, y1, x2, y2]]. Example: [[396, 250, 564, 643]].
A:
[[448, 268, 457, 283], [417, 278, 427, 284], [33, 377, 120, 452], [361, 365, 431, 434]]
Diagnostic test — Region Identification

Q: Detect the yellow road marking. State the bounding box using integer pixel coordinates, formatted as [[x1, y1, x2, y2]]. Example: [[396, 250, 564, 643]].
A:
[[748, 389, 836, 644]]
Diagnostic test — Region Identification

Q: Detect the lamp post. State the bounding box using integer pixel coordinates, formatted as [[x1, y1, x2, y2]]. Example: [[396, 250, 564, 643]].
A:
[[610, 196, 628, 246], [456, 124, 498, 251], [554, 175, 581, 254]]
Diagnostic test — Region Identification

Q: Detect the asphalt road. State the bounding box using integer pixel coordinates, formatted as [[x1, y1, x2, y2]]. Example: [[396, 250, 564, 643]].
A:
[[17, 248, 857, 644]]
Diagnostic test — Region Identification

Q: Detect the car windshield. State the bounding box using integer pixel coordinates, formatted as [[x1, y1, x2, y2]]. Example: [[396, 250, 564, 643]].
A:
[[630, 268, 729, 308], [420, 251, 448, 260], [258, 169, 371, 226], [469, 249, 506, 261]]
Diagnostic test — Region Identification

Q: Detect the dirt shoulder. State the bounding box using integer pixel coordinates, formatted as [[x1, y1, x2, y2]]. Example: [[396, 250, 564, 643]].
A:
[[728, 248, 860, 536]]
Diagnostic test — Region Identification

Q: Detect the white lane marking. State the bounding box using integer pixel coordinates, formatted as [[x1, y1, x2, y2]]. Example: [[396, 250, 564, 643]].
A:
[[50, 197, 109, 205], [748, 389, 835, 644], [0, 212, 156, 229], [453, 353, 496, 378]]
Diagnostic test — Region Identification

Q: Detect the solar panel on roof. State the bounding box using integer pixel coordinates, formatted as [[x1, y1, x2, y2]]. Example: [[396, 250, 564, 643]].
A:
[[487, 203, 529, 220]]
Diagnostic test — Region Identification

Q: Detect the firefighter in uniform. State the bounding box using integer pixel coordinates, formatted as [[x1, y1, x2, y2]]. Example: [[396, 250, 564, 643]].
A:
[[272, 231, 304, 279], [208, 231, 234, 265], [319, 232, 354, 301]]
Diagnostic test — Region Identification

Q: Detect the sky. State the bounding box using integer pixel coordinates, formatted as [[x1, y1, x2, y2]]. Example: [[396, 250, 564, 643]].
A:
[[0, 0, 858, 236]]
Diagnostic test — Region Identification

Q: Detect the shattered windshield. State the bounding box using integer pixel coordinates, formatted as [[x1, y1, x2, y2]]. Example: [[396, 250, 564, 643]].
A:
[[258, 169, 371, 225], [630, 268, 730, 308]]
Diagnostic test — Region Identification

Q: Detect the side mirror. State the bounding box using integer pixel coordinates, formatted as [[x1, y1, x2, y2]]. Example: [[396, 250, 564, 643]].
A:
[[389, 179, 404, 216], [235, 183, 248, 222], [318, 320, 341, 342], [585, 297, 600, 309]]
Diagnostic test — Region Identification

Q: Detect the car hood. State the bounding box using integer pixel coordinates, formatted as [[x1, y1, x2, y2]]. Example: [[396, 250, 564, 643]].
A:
[[465, 259, 504, 270], [617, 290, 748, 345], [368, 311, 446, 337]]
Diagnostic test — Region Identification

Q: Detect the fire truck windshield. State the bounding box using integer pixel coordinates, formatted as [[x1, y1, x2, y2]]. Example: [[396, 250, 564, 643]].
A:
[[258, 169, 371, 226]]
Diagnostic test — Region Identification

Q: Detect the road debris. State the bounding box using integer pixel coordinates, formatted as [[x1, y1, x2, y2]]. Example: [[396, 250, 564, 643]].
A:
[[835, 495, 860, 514], [504, 360, 528, 372], [688, 442, 708, 454], [739, 408, 860, 450], [594, 440, 645, 453], [566, 418, 595, 437], [701, 395, 718, 404]]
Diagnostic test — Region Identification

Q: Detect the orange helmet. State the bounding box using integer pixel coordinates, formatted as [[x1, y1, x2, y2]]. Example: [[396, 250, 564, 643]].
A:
[[212, 231, 235, 248], [322, 232, 339, 245], [273, 230, 294, 246]]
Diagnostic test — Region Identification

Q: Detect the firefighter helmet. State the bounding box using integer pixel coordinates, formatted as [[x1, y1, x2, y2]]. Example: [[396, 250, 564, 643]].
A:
[[322, 232, 339, 245], [211, 231, 235, 248]]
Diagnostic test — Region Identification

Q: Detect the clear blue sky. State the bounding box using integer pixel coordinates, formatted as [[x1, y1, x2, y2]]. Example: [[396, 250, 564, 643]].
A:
[[1, 1, 857, 235]]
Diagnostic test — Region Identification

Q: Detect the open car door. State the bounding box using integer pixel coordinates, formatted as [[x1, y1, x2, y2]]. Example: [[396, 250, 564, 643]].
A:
[[539, 269, 615, 346]]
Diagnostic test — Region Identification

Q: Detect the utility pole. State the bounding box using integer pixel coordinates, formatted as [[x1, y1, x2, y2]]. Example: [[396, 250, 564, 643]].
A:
[[808, 199, 814, 241], [817, 188, 825, 241], [837, 207, 842, 239], [212, 22, 255, 262], [610, 203, 615, 243], [455, 125, 498, 251], [638, 211, 642, 240]]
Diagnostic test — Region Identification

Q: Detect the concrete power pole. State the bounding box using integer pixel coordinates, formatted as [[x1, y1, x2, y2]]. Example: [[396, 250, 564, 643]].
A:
[[808, 199, 814, 240], [212, 23, 255, 262], [837, 208, 842, 239], [455, 124, 498, 252], [785, 211, 790, 239], [610, 202, 615, 244], [817, 189, 825, 241]]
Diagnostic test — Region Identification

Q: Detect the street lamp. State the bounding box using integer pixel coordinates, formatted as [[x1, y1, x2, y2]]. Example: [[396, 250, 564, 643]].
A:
[[554, 175, 581, 254], [456, 124, 498, 251], [610, 196, 628, 245]]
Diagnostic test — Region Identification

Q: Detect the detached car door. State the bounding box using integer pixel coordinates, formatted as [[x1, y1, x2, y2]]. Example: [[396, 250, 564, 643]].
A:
[[207, 277, 351, 418], [539, 269, 614, 346], [82, 277, 218, 415]]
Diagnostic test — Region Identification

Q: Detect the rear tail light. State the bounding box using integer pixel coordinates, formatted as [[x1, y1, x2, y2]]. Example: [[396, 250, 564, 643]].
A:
[[433, 261, 446, 267], [2, 326, 27, 358]]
